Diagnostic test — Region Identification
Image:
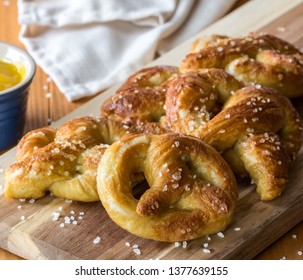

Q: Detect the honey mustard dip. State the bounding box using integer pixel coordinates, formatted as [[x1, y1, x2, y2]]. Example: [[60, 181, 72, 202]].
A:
[[0, 60, 24, 91]]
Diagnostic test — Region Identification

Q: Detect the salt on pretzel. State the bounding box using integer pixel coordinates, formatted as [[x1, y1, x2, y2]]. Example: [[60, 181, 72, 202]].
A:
[[165, 81, 303, 201], [100, 65, 179, 135], [164, 68, 244, 135], [4, 116, 117, 202], [180, 33, 303, 98], [97, 133, 238, 242]]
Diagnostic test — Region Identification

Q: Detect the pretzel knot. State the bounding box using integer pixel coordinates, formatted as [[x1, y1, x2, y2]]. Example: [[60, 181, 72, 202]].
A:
[[101, 65, 179, 135], [5, 116, 112, 202], [180, 33, 303, 98], [97, 133, 238, 242], [165, 76, 303, 201]]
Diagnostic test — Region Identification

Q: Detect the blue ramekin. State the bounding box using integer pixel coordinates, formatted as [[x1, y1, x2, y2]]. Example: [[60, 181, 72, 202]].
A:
[[0, 42, 36, 150]]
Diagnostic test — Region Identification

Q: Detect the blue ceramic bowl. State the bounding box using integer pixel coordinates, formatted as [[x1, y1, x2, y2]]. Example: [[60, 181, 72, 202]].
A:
[[0, 42, 36, 150]]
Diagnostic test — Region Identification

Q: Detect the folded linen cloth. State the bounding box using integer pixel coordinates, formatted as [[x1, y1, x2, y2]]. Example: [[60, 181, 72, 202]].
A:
[[18, 0, 237, 101]]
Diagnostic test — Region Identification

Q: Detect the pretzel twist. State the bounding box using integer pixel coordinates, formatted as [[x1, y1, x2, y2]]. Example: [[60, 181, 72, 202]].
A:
[[4, 116, 115, 202], [97, 133, 238, 242], [101, 65, 179, 135], [180, 33, 303, 98], [165, 78, 303, 200]]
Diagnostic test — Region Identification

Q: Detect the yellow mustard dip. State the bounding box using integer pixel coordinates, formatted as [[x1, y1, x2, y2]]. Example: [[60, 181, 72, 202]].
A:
[[0, 60, 24, 92]]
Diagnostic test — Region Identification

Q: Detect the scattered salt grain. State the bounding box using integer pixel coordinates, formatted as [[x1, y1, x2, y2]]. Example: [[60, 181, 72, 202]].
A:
[[125, 242, 131, 247], [19, 198, 26, 202], [182, 241, 188, 248], [72, 221, 78, 225], [0, 168, 4, 173], [175, 242, 181, 247], [20, 216, 25, 221], [79, 211, 85, 216], [203, 248, 212, 254], [52, 212, 60, 221], [93, 236, 101, 244], [292, 234, 297, 239], [298, 251, 302, 256], [133, 248, 141, 255], [203, 243, 209, 248], [17, 205, 22, 209], [65, 199, 73, 204], [45, 93, 52, 98], [217, 232, 225, 238], [58, 207, 63, 211], [234, 227, 241, 231], [59, 223, 65, 228], [29, 199, 35, 204]]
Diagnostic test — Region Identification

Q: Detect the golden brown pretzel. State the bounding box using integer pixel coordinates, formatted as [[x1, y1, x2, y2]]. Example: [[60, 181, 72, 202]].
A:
[[165, 81, 303, 201], [4, 116, 115, 202], [180, 33, 303, 98], [164, 68, 244, 135], [97, 133, 238, 242], [101, 65, 179, 135]]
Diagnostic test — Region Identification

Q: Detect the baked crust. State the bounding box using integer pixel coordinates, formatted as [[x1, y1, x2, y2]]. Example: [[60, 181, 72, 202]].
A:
[[5, 116, 111, 201], [97, 133, 238, 242], [181, 33, 303, 98]]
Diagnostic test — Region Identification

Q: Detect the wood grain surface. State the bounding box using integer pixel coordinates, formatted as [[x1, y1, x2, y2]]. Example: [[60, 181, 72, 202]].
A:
[[1, 0, 303, 260]]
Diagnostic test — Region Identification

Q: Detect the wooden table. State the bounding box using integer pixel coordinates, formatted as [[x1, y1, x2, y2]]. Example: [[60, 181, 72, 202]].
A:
[[0, 0, 303, 260]]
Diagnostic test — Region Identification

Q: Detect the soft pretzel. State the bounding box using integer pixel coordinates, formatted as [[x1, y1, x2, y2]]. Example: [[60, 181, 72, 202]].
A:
[[164, 68, 244, 135], [97, 133, 238, 242], [4, 116, 119, 202], [100, 65, 179, 135], [180, 33, 303, 98], [165, 82, 303, 201]]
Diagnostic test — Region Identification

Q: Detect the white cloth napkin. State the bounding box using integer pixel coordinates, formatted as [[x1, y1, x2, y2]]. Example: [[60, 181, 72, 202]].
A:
[[18, 0, 237, 101]]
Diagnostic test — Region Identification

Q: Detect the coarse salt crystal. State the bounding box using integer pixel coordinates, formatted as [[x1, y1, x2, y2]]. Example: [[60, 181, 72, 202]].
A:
[[182, 241, 187, 248], [72, 221, 77, 225], [21, 216, 25, 221], [17, 205, 22, 209], [133, 248, 141, 255], [203, 248, 212, 254], [125, 242, 131, 247], [58, 207, 63, 211], [175, 242, 181, 247], [217, 232, 224, 238], [59, 223, 65, 228], [292, 234, 297, 239], [234, 227, 241, 231], [52, 212, 60, 221], [298, 251, 302, 256], [93, 236, 101, 244], [29, 199, 35, 204], [203, 243, 209, 248]]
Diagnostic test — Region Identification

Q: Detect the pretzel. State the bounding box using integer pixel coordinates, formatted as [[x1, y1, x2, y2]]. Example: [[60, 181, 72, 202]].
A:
[[180, 33, 303, 98], [100, 65, 179, 135], [165, 81, 303, 200], [97, 133, 238, 242], [4, 116, 116, 202], [164, 68, 244, 135]]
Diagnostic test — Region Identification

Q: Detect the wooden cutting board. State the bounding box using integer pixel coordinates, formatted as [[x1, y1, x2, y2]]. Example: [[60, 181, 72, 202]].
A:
[[1, 0, 303, 260]]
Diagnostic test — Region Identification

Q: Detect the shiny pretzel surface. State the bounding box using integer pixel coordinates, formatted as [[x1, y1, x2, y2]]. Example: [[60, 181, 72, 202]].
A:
[[97, 133, 238, 242], [181, 33, 303, 98]]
